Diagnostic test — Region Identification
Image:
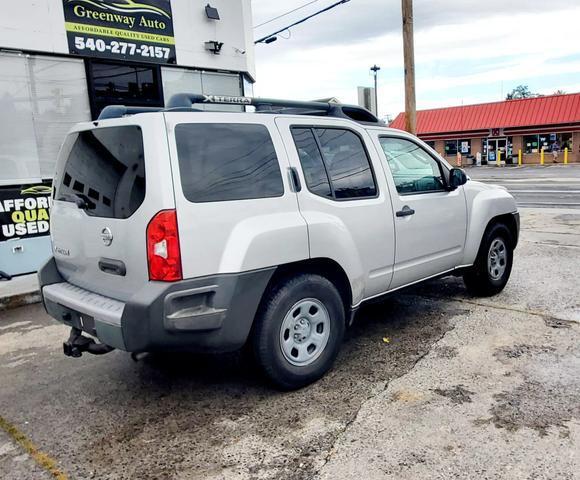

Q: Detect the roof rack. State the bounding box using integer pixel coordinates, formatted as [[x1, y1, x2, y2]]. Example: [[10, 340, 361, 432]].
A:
[[98, 93, 382, 125], [98, 105, 165, 120]]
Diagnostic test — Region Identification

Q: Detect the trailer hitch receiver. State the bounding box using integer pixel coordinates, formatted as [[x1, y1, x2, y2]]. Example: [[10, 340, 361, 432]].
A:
[[63, 327, 115, 357]]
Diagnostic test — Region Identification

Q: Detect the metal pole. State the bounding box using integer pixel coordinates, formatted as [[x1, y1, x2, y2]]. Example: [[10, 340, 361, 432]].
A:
[[370, 65, 380, 116], [374, 70, 378, 116], [402, 0, 416, 134]]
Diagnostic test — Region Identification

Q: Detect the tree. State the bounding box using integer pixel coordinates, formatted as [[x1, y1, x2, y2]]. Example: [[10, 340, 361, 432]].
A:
[[506, 85, 539, 100], [553, 89, 566, 95]]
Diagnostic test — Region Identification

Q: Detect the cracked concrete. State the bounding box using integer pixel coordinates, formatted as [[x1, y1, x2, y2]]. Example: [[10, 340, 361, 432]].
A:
[[1, 208, 579, 479]]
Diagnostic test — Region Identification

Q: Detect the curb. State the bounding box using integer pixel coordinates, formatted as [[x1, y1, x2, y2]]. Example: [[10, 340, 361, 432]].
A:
[[0, 291, 41, 312]]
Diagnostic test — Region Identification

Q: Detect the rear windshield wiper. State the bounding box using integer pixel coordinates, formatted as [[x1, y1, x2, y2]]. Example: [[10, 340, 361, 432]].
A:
[[57, 193, 95, 210]]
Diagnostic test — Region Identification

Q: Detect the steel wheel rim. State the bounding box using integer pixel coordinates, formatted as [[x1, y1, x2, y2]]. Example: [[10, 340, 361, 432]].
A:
[[487, 238, 507, 281], [279, 298, 331, 367]]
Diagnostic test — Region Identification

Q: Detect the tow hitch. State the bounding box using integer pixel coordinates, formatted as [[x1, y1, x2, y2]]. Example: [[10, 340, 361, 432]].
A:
[[63, 327, 115, 357]]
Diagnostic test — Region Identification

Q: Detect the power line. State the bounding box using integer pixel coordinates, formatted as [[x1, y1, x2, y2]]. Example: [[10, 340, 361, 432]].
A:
[[254, 0, 351, 45], [253, 0, 323, 29]]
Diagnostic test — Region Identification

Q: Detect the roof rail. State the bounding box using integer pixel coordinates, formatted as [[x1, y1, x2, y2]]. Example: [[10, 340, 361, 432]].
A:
[[98, 105, 163, 120], [167, 94, 381, 124], [97, 94, 382, 125]]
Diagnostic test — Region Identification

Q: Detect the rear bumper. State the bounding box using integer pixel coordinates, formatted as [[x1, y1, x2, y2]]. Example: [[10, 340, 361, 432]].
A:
[[38, 257, 274, 353]]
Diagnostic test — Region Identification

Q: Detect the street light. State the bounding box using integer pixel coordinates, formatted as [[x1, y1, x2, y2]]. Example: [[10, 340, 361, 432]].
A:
[[370, 64, 380, 116]]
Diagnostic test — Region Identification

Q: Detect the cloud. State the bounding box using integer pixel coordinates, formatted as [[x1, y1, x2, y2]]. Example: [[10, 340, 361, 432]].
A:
[[251, 0, 580, 118], [253, 0, 575, 50]]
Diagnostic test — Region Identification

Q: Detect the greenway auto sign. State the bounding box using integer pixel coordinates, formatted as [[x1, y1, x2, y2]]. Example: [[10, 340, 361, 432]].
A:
[[62, 0, 176, 64]]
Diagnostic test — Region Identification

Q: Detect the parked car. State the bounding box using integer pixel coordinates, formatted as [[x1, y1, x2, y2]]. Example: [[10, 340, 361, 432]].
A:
[[39, 94, 519, 389]]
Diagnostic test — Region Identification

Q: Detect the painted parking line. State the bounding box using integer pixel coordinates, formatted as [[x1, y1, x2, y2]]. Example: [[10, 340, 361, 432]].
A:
[[507, 190, 580, 194], [0, 415, 68, 480]]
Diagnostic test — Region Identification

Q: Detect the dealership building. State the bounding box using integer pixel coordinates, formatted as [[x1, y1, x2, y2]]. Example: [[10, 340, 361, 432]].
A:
[[390, 93, 580, 165], [0, 0, 255, 281]]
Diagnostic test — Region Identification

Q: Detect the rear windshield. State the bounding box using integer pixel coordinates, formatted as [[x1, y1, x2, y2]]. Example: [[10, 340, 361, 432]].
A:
[[55, 126, 145, 219], [175, 123, 284, 203]]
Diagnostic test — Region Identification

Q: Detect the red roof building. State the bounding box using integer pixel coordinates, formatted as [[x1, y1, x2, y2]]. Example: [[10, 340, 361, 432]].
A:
[[390, 93, 580, 165]]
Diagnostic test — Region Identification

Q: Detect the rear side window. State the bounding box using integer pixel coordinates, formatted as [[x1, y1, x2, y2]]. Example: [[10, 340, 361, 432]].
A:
[[291, 127, 377, 200], [56, 126, 145, 219], [291, 128, 332, 198], [175, 123, 284, 203], [316, 128, 376, 199]]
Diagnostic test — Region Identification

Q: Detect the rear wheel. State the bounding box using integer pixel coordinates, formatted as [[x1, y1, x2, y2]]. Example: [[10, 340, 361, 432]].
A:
[[464, 222, 513, 296], [252, 274, 345, 390]]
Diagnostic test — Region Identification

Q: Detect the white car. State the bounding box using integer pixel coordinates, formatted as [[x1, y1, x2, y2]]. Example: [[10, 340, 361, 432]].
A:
[[39, 95, 519, 389]]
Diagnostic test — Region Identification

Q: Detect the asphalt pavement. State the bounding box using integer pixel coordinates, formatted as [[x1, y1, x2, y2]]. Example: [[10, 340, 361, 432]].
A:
[[1, 166, 580, 479], [467, 164, 580, 208]]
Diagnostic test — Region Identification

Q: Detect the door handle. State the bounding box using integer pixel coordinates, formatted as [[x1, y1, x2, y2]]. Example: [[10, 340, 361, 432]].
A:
[[98, 258, 126, 276], [288, 167, 302, 192], [396, 206, 415, 217]]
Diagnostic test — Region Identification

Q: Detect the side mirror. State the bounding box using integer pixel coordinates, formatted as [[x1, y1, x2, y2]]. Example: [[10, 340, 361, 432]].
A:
[[449, 168, 467, 190]]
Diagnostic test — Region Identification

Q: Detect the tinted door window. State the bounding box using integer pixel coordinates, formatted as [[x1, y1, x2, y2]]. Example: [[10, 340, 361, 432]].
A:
[[291, 128, 332, 198], [175, 123, 284, 203], [56, 126, 145, 218], [379, 137, 446, 194], [315, 128, 376, 199]]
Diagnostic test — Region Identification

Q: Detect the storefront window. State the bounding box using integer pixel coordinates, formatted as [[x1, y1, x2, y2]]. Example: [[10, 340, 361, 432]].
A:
[[201, 72, 242, 112], [88, 61, 163, 118], [160, 68, 242, 111], [242, 74, 254, 97], [0, 52, 90, 184], [161, 67, 202, 105], [445, 139, 471, 156], [558, 133, 573, 151], [524, 133, 572, 153], [524, 134, 539, 154], [445, 140, 458, 155]]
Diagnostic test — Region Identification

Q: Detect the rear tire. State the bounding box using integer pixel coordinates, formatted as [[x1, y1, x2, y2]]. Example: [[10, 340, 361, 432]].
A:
[[252, 274, 345, 390], [464, 222, 513, 297]]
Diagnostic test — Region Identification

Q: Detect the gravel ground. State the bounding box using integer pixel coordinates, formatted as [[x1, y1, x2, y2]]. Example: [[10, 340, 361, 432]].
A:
[[0, 207, 579, 480]]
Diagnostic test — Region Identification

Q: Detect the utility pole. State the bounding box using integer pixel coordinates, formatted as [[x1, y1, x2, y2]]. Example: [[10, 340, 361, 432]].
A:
[[370, 64, 380, 116], [402, 0, 416, 134]]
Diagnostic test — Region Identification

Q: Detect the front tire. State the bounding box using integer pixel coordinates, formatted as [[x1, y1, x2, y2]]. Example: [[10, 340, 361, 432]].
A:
[[252, 274, 345, 390], [463, 222, 514, 296]]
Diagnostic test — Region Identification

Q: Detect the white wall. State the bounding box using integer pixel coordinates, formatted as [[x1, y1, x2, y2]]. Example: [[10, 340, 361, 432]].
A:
[[0, 0, 256, 79]]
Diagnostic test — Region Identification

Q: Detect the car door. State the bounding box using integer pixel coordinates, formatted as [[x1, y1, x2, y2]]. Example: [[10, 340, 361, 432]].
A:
[[371, 133, 468, 290], [275, 117, 396, 304]]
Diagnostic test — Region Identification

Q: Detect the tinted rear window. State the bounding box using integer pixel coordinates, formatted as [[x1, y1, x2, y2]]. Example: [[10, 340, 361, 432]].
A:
[[175, 123, 284, 203], [56, 126, 145, 219]]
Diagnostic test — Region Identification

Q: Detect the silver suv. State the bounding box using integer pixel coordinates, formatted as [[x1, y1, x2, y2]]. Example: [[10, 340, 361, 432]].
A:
[[39, 94, 519, 389]]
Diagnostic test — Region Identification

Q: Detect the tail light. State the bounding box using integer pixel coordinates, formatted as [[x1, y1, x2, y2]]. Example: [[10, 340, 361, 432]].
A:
[[146, 209, 182, 282]]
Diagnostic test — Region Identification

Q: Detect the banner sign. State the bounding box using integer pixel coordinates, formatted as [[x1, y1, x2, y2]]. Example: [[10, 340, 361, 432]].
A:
[[62, 0, 176, 64], [0, 183, 52, 242]]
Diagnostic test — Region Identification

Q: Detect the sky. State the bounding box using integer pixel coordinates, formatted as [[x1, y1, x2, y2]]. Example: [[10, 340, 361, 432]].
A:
[[250, 0, 580, 120]]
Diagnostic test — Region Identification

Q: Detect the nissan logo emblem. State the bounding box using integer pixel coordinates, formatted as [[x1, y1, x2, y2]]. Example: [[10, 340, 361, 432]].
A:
[[101, 227, 113, 246]]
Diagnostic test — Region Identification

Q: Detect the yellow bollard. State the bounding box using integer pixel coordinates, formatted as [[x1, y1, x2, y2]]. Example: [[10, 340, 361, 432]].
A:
[[540, 147, 545, 165], [518, 149, 522, 166], [564, 147, 568, 164], [497, 149, 501, 166]]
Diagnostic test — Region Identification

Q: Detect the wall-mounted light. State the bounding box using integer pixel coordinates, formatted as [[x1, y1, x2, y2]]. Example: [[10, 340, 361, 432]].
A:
[[205, 4, 220, 20], [204, 41, 224, 54]]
